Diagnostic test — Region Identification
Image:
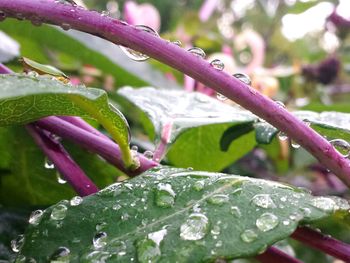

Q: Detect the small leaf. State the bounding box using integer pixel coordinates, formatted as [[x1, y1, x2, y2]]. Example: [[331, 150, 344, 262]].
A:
[[0, 74, 133, 167], [18, 167, 349, 262]]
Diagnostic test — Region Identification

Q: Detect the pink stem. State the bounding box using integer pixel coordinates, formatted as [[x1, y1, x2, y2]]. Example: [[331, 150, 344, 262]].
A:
[[26, 124, 98, 196], [153, 120, 173, 162], [1, 0, 349, 185]]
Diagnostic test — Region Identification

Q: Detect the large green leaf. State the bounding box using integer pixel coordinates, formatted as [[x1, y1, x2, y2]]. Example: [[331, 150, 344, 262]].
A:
[[0, 20, 180, 89], [0, 74, 133, 167], [118, 87, 257, 171], [0, 126, 122, 206], [18, 167, 349, 262]]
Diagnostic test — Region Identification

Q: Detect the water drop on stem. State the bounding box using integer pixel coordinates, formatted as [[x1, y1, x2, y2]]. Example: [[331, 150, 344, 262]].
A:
[[233, 73, 251, 85]]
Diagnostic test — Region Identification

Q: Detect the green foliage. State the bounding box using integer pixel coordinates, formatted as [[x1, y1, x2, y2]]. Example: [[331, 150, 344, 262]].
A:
[[18, 167, 349, 262], [0, 74, 132, 166]]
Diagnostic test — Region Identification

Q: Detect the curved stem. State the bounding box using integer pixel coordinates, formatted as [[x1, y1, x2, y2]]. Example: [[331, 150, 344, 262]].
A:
[[36, 116, 158, 175], [1, 0, 349, 185], [292, 226, 350, 262], [256, 247, 303, 263], [26, 124, 99, 196]]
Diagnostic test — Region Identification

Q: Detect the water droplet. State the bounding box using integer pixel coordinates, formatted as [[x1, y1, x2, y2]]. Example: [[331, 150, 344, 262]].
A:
[[275, 101, 285, 108], [207, 194, 229, 206], [210, 59, 224, 71], [119, 25, 159, 61], [29, 210, 43, 226], [230, 206, 241, 217], [329, 139, 350, 158], [171, 40, 182, 46], [233, 73, 251, 85], [70, 196, 83, 206], [251, 194, 275, 208], [211, 225, 221, 235], [144, 150, 153, 159], [289, 212, 303, 221], [256, 213, 279, 232], [240, 229, 258, 243], [291, 140, 300, 149], [45, 158, 55, 169], [31, 17, 42, 26], [61, 23, 71, 31], [180, 213, 209, 240], [282, 220, 290, 226], [278, 131, 288, 141], [187, 47, 206, 58], [101, 10, 110, 17], [16, 13, 25, 21], [57, 172, 67, 184], [137, 238, 161, 263], [215, 240, 223, 247], [311, 197, 336, 212], [193, 180, 205, 191], [280, 196, 287, 202], [148, 229, 167, 246], [11, 234, 24, 252], [131, 145, 138, 151], [93, 232, 108, 249], [216, 92, 227, 101], [155, 183, 176, 208], [50, 204, 68, 220], [300, 207, 312, 218], [113, 203, 122, 210], [49, 247, 70, 262], [82, 251, 110, 262]]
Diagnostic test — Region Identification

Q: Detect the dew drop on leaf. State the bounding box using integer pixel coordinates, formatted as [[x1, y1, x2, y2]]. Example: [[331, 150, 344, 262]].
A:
[[11, 234, 24, 253], [29, 210, 44, 226], [57, 172, 67, 184], [291, 140, 300, 149], [148, 229, 167, 246], [180, 213, 209, 240], [95, 222, 107, 232], [155, 183, 176, 208], [49, 247, 70, 262], [230, 206, 241, 218], [136, 238, 161, 263], [193, 180, 205, 191], [233, 73, 251, 85], [60, 23, 71, 31], [207, 194, 229, 206], [210, 59, 225, 71], [240, 229, 258, 243], [0, 11, 6, 21], [119, 25, 159, 62], [187, 47, 206, 58], [70, 196, 83, 206], [256, 213, 279, 232], [93, 232, 108, 249], [50, 204, 68, 221], [251, 194, 275, 208], [329, 139, 350, 158]]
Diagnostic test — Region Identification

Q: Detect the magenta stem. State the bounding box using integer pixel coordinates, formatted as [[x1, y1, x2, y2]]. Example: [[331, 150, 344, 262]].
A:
[[36, 117, 158, 175], [256, 247, 303, 263], [292, 227, 350, 262], [1, 0, 349, 185], [26, 124, 98, 196], [152, 120, 173, 162]]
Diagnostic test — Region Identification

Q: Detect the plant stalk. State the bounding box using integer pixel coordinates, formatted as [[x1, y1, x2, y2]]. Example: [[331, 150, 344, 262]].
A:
[[1, 0, 349, 185], [256, 247, 303, 263]]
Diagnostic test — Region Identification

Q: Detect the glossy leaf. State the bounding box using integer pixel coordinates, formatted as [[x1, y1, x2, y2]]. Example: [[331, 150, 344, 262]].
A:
[[0, 74, 133, 167], [118, 87, 257, 171], [18, 167, 349, 262]]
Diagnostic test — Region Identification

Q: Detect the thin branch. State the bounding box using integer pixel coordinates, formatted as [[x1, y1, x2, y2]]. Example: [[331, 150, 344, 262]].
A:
[[26, 124, 98, 196], [36, 116, 158, 175], [256, 246, 303, 263], [292, 226, 350, 262], [1, 0, 349, 185]]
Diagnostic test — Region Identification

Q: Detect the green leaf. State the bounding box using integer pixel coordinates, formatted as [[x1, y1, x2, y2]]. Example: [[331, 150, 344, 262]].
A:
[[0, 126, 122, 206], [18, 167, 349, 262], [118, 87, 257, 171], [0, 74, 133, 167]]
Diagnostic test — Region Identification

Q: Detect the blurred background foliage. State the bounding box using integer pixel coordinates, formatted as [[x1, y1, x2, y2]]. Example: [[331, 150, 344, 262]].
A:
[[1, 0, 350, 262]]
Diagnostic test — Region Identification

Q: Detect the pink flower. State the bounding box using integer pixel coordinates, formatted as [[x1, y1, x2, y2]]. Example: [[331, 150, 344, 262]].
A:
[[123, 1, 161, 32]]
